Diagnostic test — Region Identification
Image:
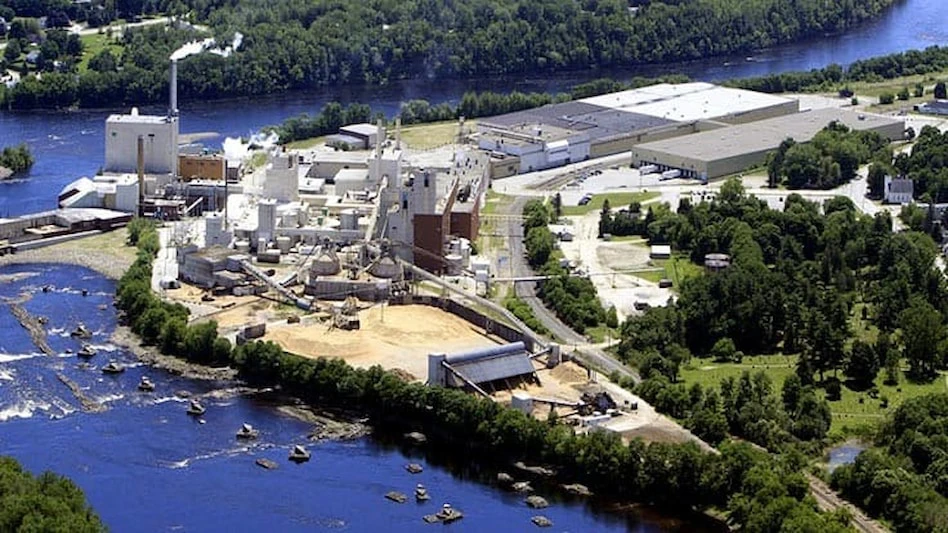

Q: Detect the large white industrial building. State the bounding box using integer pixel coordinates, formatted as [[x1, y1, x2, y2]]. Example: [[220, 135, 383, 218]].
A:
[[104, 108, 180, 176], [478, 82, 800, 175]]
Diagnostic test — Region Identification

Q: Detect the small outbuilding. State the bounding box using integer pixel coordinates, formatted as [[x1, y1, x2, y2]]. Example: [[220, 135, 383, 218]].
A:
[[650, 244, 671, 259]]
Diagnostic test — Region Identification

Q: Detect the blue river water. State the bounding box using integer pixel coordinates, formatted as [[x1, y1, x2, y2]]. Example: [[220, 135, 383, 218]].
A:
[[0, 0, 945, 217], [0, 263, 714, 532]]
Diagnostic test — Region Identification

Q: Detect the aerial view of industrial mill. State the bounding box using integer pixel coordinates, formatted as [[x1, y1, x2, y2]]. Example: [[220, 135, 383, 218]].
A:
[[0, 0, 947, 531]]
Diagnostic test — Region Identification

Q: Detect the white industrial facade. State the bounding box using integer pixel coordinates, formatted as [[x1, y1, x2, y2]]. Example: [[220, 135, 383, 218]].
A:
[[105, 109, 179, 175]]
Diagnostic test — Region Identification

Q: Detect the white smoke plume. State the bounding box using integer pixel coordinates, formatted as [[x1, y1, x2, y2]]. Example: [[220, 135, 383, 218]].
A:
[[169, 32, 244, 61]]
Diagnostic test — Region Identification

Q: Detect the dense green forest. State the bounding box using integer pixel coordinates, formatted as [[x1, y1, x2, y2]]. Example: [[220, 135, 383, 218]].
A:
[[0, 0, 899, 109], [831, 394, 948, 531], [0, 143, 33, 174], [0, 456, 105, 532], [114, 219, 851, 530]]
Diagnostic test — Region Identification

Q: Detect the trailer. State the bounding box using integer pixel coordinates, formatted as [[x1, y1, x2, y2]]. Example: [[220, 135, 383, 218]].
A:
[[660, 169, 681, 181]]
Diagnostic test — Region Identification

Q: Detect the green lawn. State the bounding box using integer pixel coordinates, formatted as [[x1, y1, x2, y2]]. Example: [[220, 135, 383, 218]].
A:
[[586, 324, 620, 344], [562, 191, 659, 216], [78, 33, 124, 72], [398, 120, 476, 149], [631, 253, 702, 288], [284, 135, 330, 150], [679, 354, 948, 435]]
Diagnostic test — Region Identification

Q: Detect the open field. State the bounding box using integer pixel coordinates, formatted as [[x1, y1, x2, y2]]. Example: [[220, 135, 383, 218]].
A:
[[633, 253, 703, 288], [78, 33, 124, 71], [263, 304, 502, 381], [561, 191, 659, 216], [680, 354, 948, 434], [398, 120, 475, 150]]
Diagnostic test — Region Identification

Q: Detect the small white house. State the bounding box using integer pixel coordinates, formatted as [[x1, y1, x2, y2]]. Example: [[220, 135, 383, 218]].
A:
[[884, 176, 914, 205], [548, 224, 575, 242]]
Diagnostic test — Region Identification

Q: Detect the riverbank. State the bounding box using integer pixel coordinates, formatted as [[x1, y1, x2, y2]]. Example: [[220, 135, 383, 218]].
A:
[[0, 228, 135, 280]]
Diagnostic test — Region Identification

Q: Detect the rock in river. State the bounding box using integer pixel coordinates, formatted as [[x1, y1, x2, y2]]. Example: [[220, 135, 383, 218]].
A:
[[561, 483, 593, 496], [405, 463, 424, 474], [404, 431, 427, 445], [497, 472, 514, 486], [255, 458, 279, 470], [531, 516, 553, 528], [385, 491, 408, 504], [511, 481, 534, 493], [525, 495, 549, 509]]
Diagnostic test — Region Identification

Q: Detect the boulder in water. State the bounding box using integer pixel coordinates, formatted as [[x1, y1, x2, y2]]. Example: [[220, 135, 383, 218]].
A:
[[497, 472, 515, 486], [511, 481, 534, 493], [525, 495, 549, 509], [561, 483, 593, 496], [405, 463, 424, 474], [531, 516, 553, 528], [255, 458, 278, 470], [385, 491, 408, 503], [404, 431, 427, 445]]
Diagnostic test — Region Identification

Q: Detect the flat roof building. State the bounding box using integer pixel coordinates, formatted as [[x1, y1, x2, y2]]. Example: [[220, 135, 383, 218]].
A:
[[631, 108, 905, 180]]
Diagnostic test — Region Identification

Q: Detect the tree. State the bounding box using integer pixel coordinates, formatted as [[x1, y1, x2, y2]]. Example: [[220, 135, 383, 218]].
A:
[[552, 193, 562, 220], [846, 339, 880, 388], [900, 299, 946, 382], [598, 199, 612, 238], [913, 84, 925, 98], [897, 87, 910, 101], [524, 226, 555, 268], [867, 163, 891, 200], [935, 82, 947, 100], [711, 337, 741, 363], [879, 92, 895, 105], [3, 38, 20, 63], [782, 144, 822, 189]]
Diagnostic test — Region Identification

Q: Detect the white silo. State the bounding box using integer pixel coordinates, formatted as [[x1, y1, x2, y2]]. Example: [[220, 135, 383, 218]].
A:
[[339, 209, 359, 231], [257, 199, 278, 243]]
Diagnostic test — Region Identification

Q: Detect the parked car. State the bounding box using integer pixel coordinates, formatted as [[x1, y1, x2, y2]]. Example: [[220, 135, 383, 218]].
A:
[[658, 279, 674, 288]]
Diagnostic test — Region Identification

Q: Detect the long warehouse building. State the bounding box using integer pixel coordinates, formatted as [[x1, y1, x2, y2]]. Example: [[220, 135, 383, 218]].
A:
[[478, 82, 799, 176], [630, 108, 906, 180]]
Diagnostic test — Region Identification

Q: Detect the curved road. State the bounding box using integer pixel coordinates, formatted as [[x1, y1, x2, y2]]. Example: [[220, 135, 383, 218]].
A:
[[501, 196, 641, 382]]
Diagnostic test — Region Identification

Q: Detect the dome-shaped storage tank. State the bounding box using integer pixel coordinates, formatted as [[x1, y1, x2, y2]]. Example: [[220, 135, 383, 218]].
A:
[[369, 255, 399, 279], [310, 247, 341, 276]]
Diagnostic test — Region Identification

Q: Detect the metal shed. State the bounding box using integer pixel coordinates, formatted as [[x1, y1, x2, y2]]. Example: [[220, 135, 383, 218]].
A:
[[428, 342, 538, 393]]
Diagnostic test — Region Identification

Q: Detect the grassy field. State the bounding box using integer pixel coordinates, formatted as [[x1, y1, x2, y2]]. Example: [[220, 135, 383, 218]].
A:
[[398, 120, 476, 150], [78, 33, 124, 72], [285, 136, 329, 150], [680, 354, 948, 435], [633, 253, 702, 287], [562, 191, 659, 216]]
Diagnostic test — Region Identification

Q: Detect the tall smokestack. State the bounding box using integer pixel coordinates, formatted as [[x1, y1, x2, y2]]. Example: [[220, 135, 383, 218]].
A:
[[376, 118, 384, 162], [169, 59, 178, 117], [395, 117, 401, 150], [137, 135, 145, 216]]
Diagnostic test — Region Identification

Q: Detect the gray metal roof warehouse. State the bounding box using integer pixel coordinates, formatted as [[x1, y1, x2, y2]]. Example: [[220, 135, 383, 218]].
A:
[[630, 108, 905, 180]]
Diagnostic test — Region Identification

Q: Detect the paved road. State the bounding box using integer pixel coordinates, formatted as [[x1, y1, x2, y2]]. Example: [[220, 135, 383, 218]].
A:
[[499, 196, 641, 382]]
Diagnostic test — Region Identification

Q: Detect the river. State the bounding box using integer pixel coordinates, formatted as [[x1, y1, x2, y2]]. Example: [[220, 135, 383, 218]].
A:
[[0, 263, 722, 532], [0, 0, 946, 217]]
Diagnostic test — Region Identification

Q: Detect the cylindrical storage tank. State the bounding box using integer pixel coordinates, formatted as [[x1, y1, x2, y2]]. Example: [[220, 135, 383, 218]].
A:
[[369, 256, 399, 279], [257, 237, 268, 253], [276, 236, 292, 254], [511, 392, 534, 415], [235, 240, 251, 253], [445, 254, 463, 276], [281, 211, 299, 228], [339, 209, 359, 231]]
